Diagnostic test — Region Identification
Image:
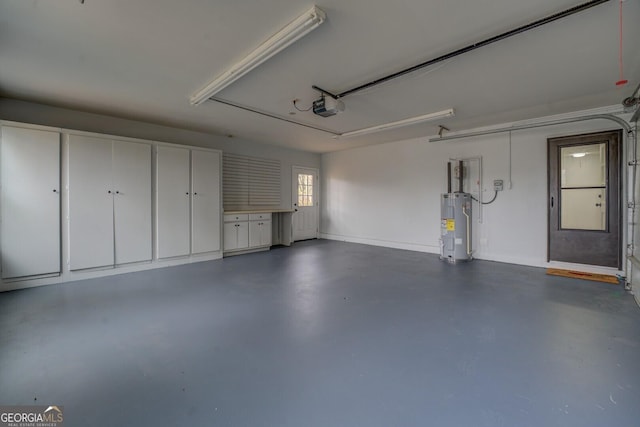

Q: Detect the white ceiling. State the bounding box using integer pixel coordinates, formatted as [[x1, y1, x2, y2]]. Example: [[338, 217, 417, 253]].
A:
[[0, 0, 638, 153]]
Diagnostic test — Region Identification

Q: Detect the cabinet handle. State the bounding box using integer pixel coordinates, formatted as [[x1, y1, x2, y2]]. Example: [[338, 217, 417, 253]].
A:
[[116, 191, 120, 194], [53, 189, 58, 193], [108, 190, 112, 194], [194, 192, 198, 195], [186, 192, 189, 195]]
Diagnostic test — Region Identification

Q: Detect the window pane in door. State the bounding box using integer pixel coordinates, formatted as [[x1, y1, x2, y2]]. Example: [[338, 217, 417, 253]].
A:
[[561, 143, 606, 188], [561, 188, 606, 230], [560, 142, 607, 231], [298, 173, 313, 207]]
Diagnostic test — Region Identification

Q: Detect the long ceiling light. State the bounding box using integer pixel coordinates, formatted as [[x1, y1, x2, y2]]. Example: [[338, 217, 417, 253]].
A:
[[337, 108, 455, 139], [190, 5, 326, 106]]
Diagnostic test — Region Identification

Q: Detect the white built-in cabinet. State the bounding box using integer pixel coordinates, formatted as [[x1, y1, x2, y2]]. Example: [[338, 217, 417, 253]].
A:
[[68, 134, 152, 270], [192, 149, 222, 254], [223, 214, 250, 251], [1, 126, 61, 279], [223, 212, 272, 254], [249, 213, 272, 247], [156, 146, 190, 258], [0, 121, 224, 289], [156, 146, 221, 259]]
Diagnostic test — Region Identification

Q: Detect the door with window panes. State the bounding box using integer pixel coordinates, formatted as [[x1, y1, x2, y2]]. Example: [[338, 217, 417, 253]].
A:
[[292, 166, 319, 241], [548, 130, 621, 268]]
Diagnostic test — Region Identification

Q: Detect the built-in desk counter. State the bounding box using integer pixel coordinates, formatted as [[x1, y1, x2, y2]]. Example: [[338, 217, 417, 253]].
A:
[[223, 209, 294, 256]]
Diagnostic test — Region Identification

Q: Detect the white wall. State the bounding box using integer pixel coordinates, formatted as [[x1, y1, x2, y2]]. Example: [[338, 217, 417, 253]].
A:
[[0, 98, 321, 210], [320, 107, 632, 269]]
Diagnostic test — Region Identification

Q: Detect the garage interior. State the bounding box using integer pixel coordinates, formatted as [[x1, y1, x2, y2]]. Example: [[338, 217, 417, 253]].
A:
[[1, 1, 639, 426]]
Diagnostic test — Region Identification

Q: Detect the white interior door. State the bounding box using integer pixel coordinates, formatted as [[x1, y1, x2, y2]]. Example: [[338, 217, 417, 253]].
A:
[[156, 145, 191, 258], [113, 141, 152, 264], [68, 135, 114, 270], [292, 166, 319, 241], [1, 126, 61, 278], [191, 149, 221, 254]]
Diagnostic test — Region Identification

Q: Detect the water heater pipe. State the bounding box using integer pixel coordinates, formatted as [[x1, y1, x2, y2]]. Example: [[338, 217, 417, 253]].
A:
[[463, 205, 471, 255]]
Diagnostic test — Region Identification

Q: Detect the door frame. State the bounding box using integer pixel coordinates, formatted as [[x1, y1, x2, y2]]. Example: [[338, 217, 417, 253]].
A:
[[547, 129, 622, 268], [292, 166, 320, 241]]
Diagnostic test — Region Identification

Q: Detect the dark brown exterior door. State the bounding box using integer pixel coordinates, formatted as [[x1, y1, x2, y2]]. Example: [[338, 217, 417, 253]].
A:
[[548, 130, 621, 268]]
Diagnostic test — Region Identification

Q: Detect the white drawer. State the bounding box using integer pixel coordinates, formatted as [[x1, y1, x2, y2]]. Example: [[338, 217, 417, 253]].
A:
[[249, 213, 271, 221], [224, 214, 249, 222]]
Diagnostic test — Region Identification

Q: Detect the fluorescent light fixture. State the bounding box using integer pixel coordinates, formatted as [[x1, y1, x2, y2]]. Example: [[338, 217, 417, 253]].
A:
[[190, 5, 326, 105], [337, 108, 455, 139], [571, 152, 587, 158]]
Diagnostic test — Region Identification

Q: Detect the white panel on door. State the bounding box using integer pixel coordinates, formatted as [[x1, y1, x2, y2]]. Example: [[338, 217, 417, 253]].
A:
[[68, 135, 114, 270], [113, 141, 152, 264], [191, 150, 221, 254], [156, 146, 190, 258], [1, 126, 61, 279]]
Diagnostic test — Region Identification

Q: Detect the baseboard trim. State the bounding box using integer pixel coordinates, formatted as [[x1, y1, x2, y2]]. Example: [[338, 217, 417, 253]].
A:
[[1, 252, 223, 292], [320, 233, 439, 254]]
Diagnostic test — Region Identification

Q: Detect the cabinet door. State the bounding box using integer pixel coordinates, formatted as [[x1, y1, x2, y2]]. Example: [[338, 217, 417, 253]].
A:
[[260, 221, 272, 246], [1, 126, 60, 278], [249, 221, 272, 247], [223, 223, 239, 251], [113, 141, 152, 264], [249, 221, 261, 247], [191, 150, 221, 254], [68, 135, 114, 270], [156, 146, 190, 258], [237, 221, 249, 250]]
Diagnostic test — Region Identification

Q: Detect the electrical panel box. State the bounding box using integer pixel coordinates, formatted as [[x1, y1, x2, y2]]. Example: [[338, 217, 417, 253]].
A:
[[440, 193, 473, 263], [454, 165, 466, 179]]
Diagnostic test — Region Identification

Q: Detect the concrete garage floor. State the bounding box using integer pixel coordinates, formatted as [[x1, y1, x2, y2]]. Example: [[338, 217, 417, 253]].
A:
[[1, 240, 639, 426]]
